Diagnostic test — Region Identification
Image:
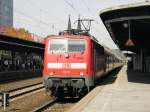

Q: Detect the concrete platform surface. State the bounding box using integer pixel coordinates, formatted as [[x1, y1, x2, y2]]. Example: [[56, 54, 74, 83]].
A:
[[69, 66, 150, 112]]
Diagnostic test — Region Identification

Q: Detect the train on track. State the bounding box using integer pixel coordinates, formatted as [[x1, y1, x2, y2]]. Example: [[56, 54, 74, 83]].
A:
[[43, 18, 123, 97]]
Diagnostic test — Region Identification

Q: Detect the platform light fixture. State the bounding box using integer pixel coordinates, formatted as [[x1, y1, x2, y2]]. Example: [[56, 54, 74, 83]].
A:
[[125, 20, 135, 47], [123, 22, 128, 28]]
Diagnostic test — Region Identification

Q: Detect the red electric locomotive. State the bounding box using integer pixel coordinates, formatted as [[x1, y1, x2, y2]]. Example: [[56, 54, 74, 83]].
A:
[[43, 18, 122, 97]]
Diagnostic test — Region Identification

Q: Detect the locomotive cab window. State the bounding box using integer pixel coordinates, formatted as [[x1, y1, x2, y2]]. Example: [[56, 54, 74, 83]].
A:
[[68, 40, 85, 53], [49, 39, 85, 53], [49, 39, 67, 53]]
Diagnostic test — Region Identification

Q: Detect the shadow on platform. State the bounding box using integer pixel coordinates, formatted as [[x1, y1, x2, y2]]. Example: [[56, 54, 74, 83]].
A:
[[127, 70, 150, 84], [97, 67, 122, 86]]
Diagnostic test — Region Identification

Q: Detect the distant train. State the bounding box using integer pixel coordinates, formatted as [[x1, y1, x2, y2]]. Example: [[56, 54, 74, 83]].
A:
[[43, 18, 123, 97]]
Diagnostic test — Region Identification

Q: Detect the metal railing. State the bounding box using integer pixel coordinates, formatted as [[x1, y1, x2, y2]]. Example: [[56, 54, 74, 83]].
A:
[[0, 91, 9, 111]]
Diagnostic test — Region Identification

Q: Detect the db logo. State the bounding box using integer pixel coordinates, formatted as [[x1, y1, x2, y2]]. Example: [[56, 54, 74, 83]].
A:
[[63, 63, 71, 68]]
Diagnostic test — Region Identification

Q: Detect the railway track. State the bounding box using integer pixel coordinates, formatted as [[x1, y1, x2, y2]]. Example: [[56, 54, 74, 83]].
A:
[[29, 70, 117, 112], [32, 98, 58, 112], [0, 82, 44, 102], [0, 69, 120, 112], [32, 97, 80, 112]]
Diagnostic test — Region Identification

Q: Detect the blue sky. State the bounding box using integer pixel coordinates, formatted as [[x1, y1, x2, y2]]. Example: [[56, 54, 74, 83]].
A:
[[13, 0, 145, 49]]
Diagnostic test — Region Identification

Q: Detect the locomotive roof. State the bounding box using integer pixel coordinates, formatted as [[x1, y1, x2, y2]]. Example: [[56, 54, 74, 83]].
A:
[[46, 34, 90, 39]]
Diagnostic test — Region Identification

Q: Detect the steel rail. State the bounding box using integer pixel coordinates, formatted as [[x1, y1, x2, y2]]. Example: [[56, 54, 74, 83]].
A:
[[32, 98, 58, 112], [0, 82, 44, 102]]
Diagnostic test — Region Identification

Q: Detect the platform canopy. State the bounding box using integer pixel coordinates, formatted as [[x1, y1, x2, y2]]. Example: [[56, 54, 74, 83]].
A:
[[100, 2, 150, 54], [0, 34, 44, 53]]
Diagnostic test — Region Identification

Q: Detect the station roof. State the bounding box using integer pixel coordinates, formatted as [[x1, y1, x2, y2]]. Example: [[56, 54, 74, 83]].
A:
[[0, 24, 44, 44], [0, 34, 44, 53], [100, 1, 150, 54], [0, 24, 44, 53]]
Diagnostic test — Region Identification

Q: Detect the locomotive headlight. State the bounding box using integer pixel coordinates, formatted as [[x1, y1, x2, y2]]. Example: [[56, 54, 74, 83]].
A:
[[49, 72, 53, 76], [65, 53, 69, 58], [80, 72, 84, 76]]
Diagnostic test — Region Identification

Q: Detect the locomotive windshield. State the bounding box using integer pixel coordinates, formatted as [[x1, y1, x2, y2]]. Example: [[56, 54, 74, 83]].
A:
[[49, 39, 85, 53], [49, 39, 67, 53], [68, 40, 85, 52]]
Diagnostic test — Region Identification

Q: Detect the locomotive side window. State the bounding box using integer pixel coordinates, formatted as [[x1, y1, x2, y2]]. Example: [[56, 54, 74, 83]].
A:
[[68, 40, 85, 52], [49, 39, 67, 53]]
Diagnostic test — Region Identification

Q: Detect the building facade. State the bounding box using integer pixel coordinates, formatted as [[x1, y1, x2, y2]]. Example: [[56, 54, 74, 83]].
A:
[[0, 0, 13, 27]]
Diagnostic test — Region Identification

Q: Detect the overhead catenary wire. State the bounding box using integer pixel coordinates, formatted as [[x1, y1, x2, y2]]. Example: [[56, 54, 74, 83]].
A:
[[86, 4, 116, 44], [0, 1, 61, 34], [79, 0, 113, 40], [63, 0, 86, 19], [24, 0, 66, 26], [13, 0, 105, 38], [81, 0, 97, 18], [63, 0, 113, 42], [25, 0, 67, 33], [26, 0, 114, 43], [1, 0, 117, 48]]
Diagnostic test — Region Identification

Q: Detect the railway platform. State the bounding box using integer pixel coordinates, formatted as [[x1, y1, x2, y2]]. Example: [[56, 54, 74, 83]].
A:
[[0, 69, 42, 83], [68, 65, 150, 112]]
